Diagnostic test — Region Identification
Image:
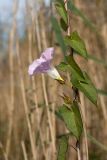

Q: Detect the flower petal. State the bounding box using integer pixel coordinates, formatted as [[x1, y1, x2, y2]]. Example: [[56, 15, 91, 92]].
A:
[[28, 58, 51, 75], [46, 67, 63, 81], [28, 47, 54, 76], [41, 47, 54, 61]]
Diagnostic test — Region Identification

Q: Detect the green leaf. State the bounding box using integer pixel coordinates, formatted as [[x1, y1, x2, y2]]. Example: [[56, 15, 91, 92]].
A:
[[65, 31, 88, 58], [67, 0, 97, 33], [57, 136, 68, 160], [51, 16, 67, 56], [57, 62, 70, 72], [55, 1, 67, 24], [71, 72, 97, 105], [66, 55, 85, 80], [58, 57, 97, 104], [58, 102, 83, 140], [60, 18, 68, 32]]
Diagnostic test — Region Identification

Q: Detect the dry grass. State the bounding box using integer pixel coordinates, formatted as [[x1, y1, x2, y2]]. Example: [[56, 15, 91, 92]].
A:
[[0, 0, 107, 159]]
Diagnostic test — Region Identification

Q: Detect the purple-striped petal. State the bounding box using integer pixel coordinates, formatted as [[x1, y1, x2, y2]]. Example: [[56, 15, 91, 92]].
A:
[[28, 58, 51, 75], [28, 47, 54, 76], [28, 47, 64, 82], [41, 47, 54, 61]]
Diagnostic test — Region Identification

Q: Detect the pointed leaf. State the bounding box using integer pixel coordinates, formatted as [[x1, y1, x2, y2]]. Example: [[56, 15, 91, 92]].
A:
[[71, 72, 97, 105], [57, 62, 70, 72], [65, 31, 88, 58], [55, 1, 67, 24], [57, 136, 68, 160], [60, 18, 68, 32], [51, 16, 66, 56], [66, 55, 85, 80], [58, 102, 83, 140]]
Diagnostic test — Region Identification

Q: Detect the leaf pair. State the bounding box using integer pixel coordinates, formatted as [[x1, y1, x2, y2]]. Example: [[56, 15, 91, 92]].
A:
[[58, 101, 83, 140], [55, 0, 67, 24], [58, 56, 97, 105], [65, 31, 88, 58], [55, 0, 97, 33], [51, 17, 88, 59], [67, 56, 97, 105], [55, 0, 68, 32], [71, 71, 97, 105]]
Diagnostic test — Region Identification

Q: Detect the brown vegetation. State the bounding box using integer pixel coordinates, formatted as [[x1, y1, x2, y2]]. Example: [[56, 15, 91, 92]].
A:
[[0, 0, 107, 159]]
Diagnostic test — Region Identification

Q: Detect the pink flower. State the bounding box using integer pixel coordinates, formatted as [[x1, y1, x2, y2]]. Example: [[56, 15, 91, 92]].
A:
[[28, 47, 64, 81]]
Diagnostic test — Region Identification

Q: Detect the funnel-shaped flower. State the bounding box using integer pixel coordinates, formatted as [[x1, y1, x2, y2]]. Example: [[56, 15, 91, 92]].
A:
[[28, 47, 64, 82]]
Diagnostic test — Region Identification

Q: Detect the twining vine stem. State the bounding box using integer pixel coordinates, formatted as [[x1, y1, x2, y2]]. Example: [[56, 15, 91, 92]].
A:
[[64, 0, 81, 160]]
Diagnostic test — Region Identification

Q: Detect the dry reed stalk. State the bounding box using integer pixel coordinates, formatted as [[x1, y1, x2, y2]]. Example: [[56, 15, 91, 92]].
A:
[[79, 93, 89, 160], [96, 71, 107, 122], [50, 102, 56, 151], [27, 13, 47, 160], [89, 60, 107, 141], [3, 91, 11, 113], [34, 10, 56, 159], [99, 96, 107, 121], [26, 1, 50, 158], [16, 39, 37, 160], [27, 13, 36, 147], [88, 59, 107, 123], [77, 145, 81, 160], [40, 9, 56, 156], [0, 142, 8, 160], [21, 141, 28, 160], [6, 0, 18, 156], [35, 14, 51, 159], [26, 1, 39, 130]]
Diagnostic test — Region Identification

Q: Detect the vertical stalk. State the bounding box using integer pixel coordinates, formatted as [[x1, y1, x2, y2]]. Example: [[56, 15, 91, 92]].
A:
[[40, 9, 56, 157], [64, 1, 89, 160], [64, 0, 82, 160], [76, 141, 81, 160], [79, 94, 89, 160], [0, 142, 8, 160], [21, 141, 28, 160], [16, 39, 37, 160], [25, 0, 48, 158], [35, 8, 56, 159], [6, 0, 18, 156]]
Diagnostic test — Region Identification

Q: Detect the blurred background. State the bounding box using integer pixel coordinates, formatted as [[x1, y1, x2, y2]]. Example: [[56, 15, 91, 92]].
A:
[[0, 0, 107, 159]]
